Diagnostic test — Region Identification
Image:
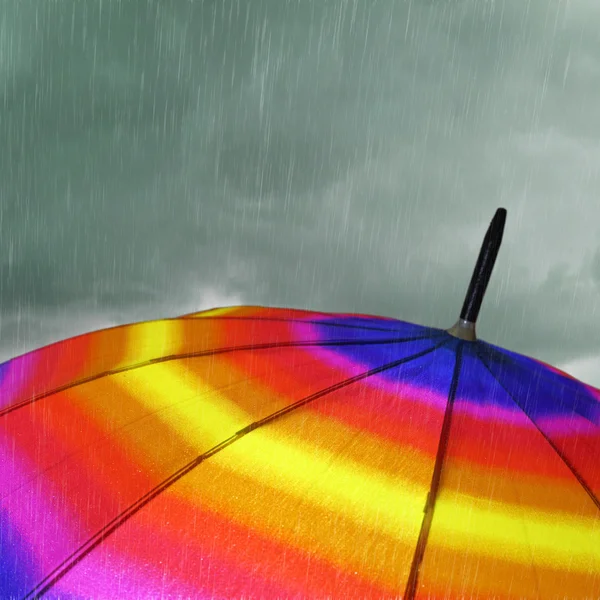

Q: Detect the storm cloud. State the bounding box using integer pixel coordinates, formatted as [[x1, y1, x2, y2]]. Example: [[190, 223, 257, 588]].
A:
[[0, 0, 599, 383]]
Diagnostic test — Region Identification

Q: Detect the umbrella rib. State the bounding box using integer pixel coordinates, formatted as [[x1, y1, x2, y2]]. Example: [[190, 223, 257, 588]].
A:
[[22, 338, 451, 600], [1, 332, 446, 419], [479, 345, 598, 427], [178, 313, 424, 333], [404, 342, 465, 600], [0, 315, 422, 371], [475, 346, 600, 512]]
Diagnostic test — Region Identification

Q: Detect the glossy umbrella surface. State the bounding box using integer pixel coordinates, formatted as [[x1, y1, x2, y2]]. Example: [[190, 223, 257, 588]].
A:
[[1, 211, 599, 599]]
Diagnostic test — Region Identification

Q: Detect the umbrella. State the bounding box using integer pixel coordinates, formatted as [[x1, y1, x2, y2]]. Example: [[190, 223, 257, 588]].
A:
[[1, 208, 599, 599]]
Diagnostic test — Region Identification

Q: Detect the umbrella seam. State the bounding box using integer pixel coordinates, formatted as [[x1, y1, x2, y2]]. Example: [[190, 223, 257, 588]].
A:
[[404, 342, 465, 600], [181, 313, 438, 334]]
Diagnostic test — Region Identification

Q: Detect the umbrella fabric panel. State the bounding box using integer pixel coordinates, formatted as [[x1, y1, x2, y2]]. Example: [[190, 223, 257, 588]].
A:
[[52, 352, 454, 598], [0, 309, 448, 598], [419, 344, 600, 599]]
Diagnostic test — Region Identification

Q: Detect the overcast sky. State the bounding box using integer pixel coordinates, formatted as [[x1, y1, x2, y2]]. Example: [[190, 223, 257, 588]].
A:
[[0, 0, 599, 386]]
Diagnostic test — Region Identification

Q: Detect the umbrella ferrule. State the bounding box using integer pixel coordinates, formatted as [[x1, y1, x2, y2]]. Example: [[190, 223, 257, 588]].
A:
[[446, 318, 476, 341]]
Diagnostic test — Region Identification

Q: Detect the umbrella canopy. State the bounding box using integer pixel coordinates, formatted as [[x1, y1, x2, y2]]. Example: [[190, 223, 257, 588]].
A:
[[1, 209, 599, 599]]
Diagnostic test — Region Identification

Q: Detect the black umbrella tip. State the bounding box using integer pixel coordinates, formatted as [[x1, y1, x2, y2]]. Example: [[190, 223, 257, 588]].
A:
[[493, 207, 507, 228], [447, 207, 508, 341]]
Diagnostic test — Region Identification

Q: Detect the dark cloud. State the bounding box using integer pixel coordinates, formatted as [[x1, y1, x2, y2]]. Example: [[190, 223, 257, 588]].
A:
[[0, 0, 599, 384], [593, 250, 600, 285]]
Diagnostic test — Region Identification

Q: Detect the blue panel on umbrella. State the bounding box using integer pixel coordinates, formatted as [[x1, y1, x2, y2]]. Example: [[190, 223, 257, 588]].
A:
[[453, 344, 519, 412], [478, 341, 600, 423], [314, 317, 456, 396]]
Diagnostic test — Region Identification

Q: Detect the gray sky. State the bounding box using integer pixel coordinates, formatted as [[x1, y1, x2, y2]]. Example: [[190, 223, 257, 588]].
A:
[[1, 0, 599, 386]]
